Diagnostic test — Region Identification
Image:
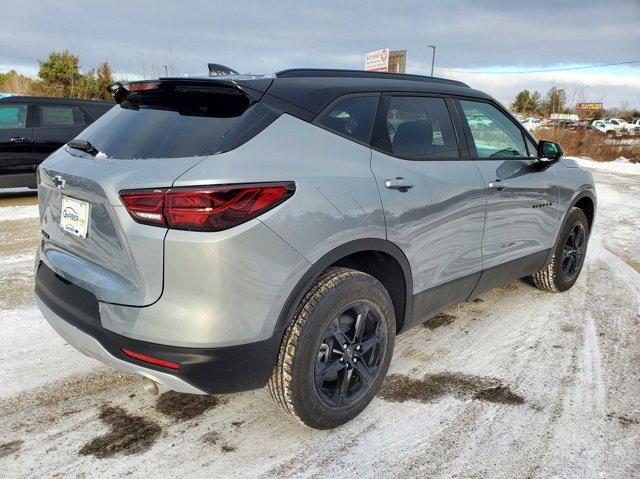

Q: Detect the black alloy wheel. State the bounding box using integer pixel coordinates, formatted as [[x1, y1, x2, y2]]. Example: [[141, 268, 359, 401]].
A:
[[315, 301, 386, 407], [561, 223, 586, 280]]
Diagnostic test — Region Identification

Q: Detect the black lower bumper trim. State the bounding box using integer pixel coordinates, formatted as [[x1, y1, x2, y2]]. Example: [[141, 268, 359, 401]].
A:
[[35, 262, 279, 394]]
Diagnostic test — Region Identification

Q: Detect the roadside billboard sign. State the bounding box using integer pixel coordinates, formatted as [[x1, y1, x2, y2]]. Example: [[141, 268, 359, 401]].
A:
[[364, 49, 390, 72], [388, 50, 407, 73], [576, 102, 604, 111]]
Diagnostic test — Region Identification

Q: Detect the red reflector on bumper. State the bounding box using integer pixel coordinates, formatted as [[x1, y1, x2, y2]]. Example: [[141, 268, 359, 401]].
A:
[[121, 348, 180, 370]]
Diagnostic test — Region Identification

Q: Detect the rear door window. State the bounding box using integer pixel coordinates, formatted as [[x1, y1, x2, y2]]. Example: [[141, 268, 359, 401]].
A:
[[316, 96, 379, 144], [373, 96, 459, 159], [459, 100, 527, 158], [40, 105, 85, 127], [0, 104, 28, 128]]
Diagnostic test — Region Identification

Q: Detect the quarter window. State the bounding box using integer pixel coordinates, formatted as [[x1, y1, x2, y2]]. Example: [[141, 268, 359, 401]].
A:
[[374, 96, 459, 159], [40, 105, 85, 127], [459, 100, 527, 158], [0, 104, 28, 129], [525, 136, 538, 158], [317, 96, 379, 144]]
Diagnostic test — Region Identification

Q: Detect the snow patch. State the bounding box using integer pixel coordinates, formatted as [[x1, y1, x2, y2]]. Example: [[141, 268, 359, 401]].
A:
[[0, 252, 35, 265], [0, 204, 39, 221], [569, 156, 640, 176], [0, 308, 101, 398]]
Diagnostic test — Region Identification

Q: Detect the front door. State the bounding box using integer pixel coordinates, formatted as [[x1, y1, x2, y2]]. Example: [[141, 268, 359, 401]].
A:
[[455, 99, 560, 292], [0, 102, 34, 177], [370, 94, 486, 325]]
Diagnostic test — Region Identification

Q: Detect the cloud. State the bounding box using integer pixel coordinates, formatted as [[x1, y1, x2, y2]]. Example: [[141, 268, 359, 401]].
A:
[[427, 66, 640, 109], [2, 0, 639, 106]]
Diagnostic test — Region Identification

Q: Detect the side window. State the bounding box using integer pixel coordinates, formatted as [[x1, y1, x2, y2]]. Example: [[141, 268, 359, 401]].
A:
[[40, 105, 85, 127], [459, 100, 527, 158], [376, 96, 458, 159], [317, 96, 378, 143], [0, 104, 28, 129]]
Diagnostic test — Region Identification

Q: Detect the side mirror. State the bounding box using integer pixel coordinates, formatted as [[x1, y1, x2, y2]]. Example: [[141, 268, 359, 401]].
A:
[[537, 140, 563, 162]]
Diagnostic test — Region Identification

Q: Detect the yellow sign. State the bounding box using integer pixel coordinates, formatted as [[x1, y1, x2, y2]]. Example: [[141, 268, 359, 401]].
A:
[[576, 103, 603, 110]]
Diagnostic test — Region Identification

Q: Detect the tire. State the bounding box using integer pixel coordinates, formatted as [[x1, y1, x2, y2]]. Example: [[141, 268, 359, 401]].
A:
[[530, 207, 589, 293], [268, 267, 395, 429]]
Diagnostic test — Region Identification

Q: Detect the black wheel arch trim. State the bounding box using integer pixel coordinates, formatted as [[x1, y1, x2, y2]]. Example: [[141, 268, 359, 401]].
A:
[[564, 189, 596, 234], [272, 238, 413, 342], [544, 189, 596, 268]]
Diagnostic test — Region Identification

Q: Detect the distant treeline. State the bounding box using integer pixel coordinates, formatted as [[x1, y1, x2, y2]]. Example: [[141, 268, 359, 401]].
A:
[[0, 50, 115, 100]]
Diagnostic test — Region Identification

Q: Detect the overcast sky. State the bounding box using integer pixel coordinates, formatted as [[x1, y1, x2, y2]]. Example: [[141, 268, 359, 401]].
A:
[[3, 0, 640, 108]]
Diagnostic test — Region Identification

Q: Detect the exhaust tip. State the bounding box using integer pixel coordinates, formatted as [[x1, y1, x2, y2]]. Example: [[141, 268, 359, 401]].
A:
[[140, 377, 160, 396]]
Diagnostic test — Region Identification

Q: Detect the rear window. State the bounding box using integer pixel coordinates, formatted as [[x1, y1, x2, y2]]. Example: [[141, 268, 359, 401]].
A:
[[75, 105, 240, 159], [74, 83, 264, 159]]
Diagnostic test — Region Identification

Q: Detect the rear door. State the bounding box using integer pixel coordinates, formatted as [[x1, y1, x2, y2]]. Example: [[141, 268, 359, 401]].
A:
[[455, 98, 560, 291], [33, 103, 88, 164], [370, 94, 486, 325], [0, 102, 34, 176]]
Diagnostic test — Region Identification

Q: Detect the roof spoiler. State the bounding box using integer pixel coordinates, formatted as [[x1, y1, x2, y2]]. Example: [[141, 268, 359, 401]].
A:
[[107, 77, 273, 106]]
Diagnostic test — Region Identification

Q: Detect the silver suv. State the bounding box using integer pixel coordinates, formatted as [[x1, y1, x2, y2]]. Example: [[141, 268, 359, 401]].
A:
[[35, 69, 596, 429]]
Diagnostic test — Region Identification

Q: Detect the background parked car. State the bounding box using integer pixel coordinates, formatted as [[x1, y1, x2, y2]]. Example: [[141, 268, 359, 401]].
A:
[[591, 119, 616, 135], [606, 118, 640, 136], [467, 114, 492, 128], [520, 117, 543, 131], [0, 96, 113, 188]]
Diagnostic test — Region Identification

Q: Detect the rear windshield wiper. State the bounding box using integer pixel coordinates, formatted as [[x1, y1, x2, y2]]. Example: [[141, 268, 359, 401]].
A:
[[67, 140, 99, 156]]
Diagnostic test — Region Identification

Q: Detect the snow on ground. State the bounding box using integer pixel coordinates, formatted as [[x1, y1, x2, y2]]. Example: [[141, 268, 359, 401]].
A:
[[570, 156, 640, 176], [0, 308, 101, 399], [0, 204, 39, 222], [0, 165, 639, 478]]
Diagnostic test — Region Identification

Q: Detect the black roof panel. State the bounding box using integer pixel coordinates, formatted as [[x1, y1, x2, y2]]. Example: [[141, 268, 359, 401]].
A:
[[267, 70, 489, 114], [275, 68, 468, 87]]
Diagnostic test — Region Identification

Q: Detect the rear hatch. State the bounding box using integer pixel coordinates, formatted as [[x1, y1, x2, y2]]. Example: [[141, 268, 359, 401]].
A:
[[38, 78, 270, 306]]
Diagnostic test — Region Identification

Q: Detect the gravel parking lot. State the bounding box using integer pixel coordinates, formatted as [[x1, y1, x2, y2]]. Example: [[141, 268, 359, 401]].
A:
[[0, 160, 639, 478]]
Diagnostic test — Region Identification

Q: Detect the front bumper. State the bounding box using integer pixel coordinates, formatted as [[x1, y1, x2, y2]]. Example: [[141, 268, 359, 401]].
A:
[[35, 262, 279, 394]]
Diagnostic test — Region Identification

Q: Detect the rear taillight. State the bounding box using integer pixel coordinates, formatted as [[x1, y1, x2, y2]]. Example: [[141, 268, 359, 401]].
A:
[[120, 182, 295, 231], [119, 189, 167, 227]]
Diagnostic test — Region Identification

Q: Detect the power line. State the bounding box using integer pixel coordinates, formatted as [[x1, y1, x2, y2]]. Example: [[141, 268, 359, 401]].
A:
[[406, 59, 640, 75]]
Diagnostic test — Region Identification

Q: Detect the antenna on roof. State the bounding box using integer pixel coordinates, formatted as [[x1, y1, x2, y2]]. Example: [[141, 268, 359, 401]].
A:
[[208, 64, 239, 76]]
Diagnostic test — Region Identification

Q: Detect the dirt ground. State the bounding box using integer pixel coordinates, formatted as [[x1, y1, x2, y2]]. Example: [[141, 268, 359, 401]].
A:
[[0, 162, 639, 478]]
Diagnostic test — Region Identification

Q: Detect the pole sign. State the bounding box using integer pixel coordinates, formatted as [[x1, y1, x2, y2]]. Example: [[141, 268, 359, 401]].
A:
[[364, 49, 390, 72]]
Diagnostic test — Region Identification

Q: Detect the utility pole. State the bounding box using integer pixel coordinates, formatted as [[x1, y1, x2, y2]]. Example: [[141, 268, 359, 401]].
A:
[[427, 45, 436, 76]]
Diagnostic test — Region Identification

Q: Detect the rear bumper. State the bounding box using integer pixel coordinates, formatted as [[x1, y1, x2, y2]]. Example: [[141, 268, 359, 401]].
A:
[[35, 262, 279, 394]]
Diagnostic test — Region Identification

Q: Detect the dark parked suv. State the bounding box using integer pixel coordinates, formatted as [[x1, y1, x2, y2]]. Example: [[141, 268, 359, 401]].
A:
[[0, 96, 112, 188]]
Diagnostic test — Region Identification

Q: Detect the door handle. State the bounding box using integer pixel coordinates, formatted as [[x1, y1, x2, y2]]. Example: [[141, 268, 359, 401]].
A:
[[10, 136, 31, 143], [385, 177, 414, 192], [488, 180, 509, 191]]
